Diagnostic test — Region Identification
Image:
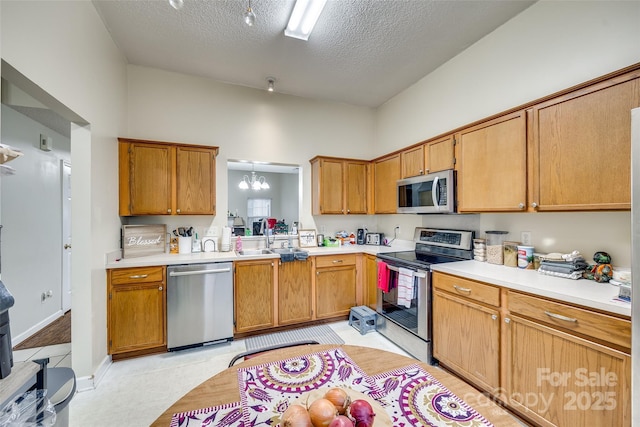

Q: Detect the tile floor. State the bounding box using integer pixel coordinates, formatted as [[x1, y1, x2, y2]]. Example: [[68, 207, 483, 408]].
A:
[[16, 321, 412, 426]]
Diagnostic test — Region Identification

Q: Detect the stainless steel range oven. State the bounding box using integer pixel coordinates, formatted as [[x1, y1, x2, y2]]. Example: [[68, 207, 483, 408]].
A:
[[376, 228, 473, 364]]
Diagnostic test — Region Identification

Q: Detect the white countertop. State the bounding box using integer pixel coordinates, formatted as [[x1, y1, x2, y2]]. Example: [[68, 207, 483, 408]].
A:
[[105, 241, 413, 269], [431, 260, 631, 318], [105, 243, 630, 318]]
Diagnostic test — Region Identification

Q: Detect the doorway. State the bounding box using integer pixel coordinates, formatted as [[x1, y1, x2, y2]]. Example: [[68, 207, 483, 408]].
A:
[[62, 160, 72, 313]]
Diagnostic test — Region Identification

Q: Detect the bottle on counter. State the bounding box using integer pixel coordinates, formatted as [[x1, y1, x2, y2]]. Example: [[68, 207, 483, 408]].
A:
[[236, 236, 243, 252]]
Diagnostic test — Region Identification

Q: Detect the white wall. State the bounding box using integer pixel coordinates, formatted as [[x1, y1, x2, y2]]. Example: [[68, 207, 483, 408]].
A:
[[1, 1, 127, 381], [375, 1, 640, 266], [125, 65, 377, 236], [0, 105, 70, 338]]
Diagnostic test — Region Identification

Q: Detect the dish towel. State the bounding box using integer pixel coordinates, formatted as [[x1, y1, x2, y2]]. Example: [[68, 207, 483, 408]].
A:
[[377, 260, 390, 292], [397, 267, 414, 308]]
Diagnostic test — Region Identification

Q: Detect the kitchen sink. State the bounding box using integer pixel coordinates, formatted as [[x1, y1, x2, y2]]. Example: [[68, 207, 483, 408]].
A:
[[236, 249, 274, 256], [272, 247, 309, 262]]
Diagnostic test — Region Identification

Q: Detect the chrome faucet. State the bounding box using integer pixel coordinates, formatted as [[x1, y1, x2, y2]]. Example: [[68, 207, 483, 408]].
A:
[[261, 218, 271, 250]]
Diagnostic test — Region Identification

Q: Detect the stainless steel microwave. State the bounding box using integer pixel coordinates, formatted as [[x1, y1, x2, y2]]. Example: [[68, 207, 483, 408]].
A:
[[397, 169, 455, 214]]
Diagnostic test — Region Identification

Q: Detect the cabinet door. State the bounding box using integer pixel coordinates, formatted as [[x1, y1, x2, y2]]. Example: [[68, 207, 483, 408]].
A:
[[401, 145, 424, 178], [344, 161, 368, 214], [432, 290, 500, 391], [278, 259, 312, 325], [234, 260, 275, 333], [176, 146, 216, 214], [531, 76, 639, 211], [505, 315, 630, 427], [315, 266, 356, 318], [457, 111, 527, 212], [108, 282, 166, 354], [319, 159, 345, 214], [363, 254, 378, 309], [373, 154, 401, 213], [127, 143, 173, 215], [425, 135, 455, 173]]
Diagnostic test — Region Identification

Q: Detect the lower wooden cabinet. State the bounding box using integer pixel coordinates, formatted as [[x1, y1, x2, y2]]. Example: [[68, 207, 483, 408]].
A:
[[278, 259, 312, 325], [432, 272, 631, 427], [504, 291, 631, 427], [315, 254, 357, 319], [363, 254, 378, 309], [107, 266, 166, 357], [234, 259, 276, 333], [432, 289, 500, 391]]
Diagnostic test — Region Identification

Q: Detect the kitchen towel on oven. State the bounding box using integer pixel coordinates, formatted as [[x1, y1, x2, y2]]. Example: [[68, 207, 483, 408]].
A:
[[377, 260, 390, 292], [397, 267, 415, 308]]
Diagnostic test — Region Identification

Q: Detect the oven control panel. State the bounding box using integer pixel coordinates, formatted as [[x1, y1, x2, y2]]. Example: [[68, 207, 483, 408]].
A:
[[413, 228, 473, 250]]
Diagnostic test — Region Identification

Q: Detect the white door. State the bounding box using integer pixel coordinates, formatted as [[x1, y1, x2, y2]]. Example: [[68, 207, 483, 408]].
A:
[[62, 160, 72, 312]]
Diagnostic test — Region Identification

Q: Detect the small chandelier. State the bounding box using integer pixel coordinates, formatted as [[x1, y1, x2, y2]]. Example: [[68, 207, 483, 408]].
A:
[[239, 166, 269, 191]]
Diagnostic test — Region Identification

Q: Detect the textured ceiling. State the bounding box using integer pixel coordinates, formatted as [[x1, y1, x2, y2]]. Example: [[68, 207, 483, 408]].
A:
[[93, 0, 535, 108]]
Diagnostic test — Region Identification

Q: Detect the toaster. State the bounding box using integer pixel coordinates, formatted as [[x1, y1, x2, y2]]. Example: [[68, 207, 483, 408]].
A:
[[365, 232, 384, 245]]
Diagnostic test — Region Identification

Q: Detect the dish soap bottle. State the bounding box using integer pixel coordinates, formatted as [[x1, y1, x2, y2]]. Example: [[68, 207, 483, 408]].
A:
[[236, 236, 243, 252]]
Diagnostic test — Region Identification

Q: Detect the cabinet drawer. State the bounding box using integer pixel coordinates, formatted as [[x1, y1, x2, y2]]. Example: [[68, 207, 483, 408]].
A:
[[110, 266, 165, 285], [432, 272, 500, 307], [508, 291, 631, 350], [315, 254, 356, 268]]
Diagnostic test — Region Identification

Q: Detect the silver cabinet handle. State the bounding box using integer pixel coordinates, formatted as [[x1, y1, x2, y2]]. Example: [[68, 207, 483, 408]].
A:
[[130, 274, 148, 279], [332, 260, 344, 264], [158, 286, 163, 291], [505, 318, 511, 324], [491, 314, 497, 320], [544, 311, 577, 323], [518, 203, 525, 209], [531, 202, 538, 208], [169, 268, 231, 277], [453, 285, 471, 294], [167, 208, 171, 213], [176, 209, 181, 213]]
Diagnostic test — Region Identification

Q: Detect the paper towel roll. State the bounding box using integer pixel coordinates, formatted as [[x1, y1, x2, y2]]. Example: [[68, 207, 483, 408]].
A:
[[221, 226, 232, 252]]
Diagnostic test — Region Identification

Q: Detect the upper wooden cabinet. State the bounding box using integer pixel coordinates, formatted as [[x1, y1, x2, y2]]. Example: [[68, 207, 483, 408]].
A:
[[401, 135, 455, 178], [373, 153, 401, 213], [310, 156, 368, 215], [530, 74, 640, 211], [119, 138, 218, 216], [456, 111, 527, 212]]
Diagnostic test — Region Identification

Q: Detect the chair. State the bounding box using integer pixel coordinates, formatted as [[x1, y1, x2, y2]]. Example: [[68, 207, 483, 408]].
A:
[[228, 340, 319, 367]]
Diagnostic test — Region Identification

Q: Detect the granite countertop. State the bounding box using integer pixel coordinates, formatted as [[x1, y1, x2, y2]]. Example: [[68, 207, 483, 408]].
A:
[[431, 260, 631, 317]]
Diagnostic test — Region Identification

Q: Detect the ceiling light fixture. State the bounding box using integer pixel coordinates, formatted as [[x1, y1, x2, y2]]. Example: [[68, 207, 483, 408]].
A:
[[267, 77, 275, 92], [239, 165, 270, 191], [284, 0, 327, 41], [169, 0, 184, 10], [243, 0, 256, 26]]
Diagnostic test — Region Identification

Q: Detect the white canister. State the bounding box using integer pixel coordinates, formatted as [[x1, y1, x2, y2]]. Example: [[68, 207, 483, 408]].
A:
[[517, 245, 534, 269], [178, 236, 192, 254]]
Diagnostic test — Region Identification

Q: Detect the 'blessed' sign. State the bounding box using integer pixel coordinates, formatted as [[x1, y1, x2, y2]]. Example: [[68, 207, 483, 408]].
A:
[[122, 224, 166, 258]]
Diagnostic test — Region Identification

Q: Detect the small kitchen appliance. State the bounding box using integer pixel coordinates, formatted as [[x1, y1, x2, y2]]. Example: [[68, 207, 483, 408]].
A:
[[376, 227, 473, 364], [356, 228, 366, 245], [365, 232, 384, 245]]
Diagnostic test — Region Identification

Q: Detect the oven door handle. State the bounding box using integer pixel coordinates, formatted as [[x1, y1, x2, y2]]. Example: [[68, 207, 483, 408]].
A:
[[385, 264, 427, 278]]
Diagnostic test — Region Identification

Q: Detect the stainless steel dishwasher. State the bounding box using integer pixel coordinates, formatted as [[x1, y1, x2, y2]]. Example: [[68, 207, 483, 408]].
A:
[[167, 262, 233, 351]]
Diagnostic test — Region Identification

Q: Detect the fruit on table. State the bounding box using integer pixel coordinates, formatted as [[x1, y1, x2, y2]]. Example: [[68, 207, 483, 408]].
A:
[[308, 398, 339, 427], [347, 399, 375, 427], [324, 388, 351, 415]]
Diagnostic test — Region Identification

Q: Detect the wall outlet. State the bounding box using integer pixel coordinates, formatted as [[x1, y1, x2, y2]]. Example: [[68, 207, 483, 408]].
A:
[[521, 231, 532, 245]]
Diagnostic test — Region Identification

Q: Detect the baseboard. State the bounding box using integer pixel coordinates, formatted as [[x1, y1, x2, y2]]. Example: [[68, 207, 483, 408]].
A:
[[76, 354, 112, 392], [11, 309, 64, 347]]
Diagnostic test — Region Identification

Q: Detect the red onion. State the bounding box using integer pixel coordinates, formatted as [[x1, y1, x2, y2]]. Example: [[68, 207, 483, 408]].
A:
[[328, 415, 354, 427], [347, 399, 375, 427]]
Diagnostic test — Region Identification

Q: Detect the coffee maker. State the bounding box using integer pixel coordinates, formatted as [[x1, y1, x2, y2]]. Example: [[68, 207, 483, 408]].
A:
[[356, 228, 366, 245]]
